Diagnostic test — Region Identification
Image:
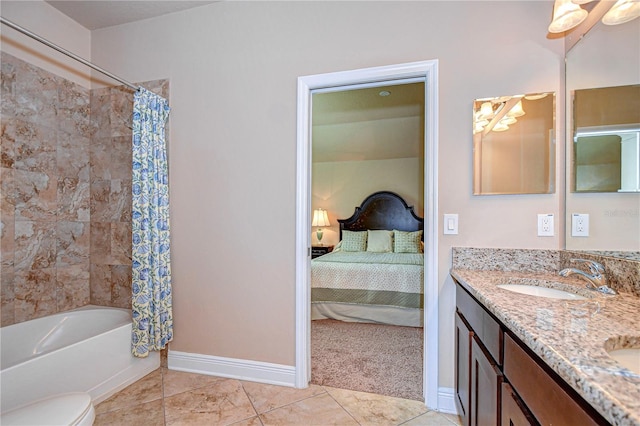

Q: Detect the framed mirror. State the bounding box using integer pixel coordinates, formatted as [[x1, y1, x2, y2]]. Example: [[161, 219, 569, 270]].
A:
[[565, 16, 640, 254], [473, 92, 556, 195]]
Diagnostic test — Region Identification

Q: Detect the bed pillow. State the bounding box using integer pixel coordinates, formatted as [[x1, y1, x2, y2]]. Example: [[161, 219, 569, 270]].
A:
[[393, 230, 423, 253], [341, 230, 368, 252], [367, 230, 393, 253]]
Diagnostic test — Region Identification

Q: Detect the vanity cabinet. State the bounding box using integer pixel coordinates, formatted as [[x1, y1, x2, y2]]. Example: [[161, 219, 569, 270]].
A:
[[454, 280, 609, 426], [454, 313, 472, 424]]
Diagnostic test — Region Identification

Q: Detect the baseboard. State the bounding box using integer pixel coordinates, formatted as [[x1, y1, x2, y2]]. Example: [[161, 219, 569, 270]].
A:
[[167, 350, 296, 388], [437, 387, 458, 415]]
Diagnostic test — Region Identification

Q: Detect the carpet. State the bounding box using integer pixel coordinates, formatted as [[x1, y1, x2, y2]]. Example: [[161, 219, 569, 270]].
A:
[[310, 319, 424, 401]]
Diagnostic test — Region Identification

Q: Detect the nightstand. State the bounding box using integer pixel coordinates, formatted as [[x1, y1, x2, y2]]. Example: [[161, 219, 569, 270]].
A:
[[311, 245, 334, 259]]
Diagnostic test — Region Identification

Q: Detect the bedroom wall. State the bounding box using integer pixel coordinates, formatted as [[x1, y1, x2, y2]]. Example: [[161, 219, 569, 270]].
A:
[[6, 1, 564, 394], [312, 158, 424, 248]]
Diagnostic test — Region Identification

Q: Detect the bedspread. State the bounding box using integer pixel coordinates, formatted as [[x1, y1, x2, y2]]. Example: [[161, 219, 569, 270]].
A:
[[311, 251, 424, 311]]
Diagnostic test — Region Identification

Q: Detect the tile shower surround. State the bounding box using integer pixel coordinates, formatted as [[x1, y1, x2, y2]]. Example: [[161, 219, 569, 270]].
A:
[[1, 52, 168, 326]]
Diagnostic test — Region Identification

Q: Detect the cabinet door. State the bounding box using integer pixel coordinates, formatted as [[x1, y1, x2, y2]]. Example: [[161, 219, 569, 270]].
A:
[[455, 312, 473, 426], [471, 336, 503, 426], [501, 383, 538, 426]]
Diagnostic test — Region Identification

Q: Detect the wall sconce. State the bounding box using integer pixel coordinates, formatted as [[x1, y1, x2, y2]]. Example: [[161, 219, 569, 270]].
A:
[[312, 208, 330, 245], [549, 0, 640, 33]]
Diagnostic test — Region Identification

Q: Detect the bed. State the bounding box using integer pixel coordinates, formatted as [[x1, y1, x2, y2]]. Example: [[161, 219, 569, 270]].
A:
[[311, 191, 424, 327]]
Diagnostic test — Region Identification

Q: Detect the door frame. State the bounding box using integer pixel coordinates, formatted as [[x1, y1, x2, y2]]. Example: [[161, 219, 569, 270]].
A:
[[295, 60, 439, 409]]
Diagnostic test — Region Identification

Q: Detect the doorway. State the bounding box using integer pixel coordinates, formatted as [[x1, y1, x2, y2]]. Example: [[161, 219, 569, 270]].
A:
[[295, 60, 439, 409]]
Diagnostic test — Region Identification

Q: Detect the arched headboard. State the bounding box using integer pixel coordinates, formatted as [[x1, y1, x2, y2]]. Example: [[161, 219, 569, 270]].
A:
[[338, 191, 423, 240]]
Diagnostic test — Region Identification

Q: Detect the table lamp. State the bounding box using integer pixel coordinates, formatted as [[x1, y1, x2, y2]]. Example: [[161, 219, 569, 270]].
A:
[[312, 208, 330, 246]]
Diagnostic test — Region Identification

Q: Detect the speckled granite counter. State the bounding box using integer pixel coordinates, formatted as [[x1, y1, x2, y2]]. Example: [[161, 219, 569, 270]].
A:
[[451, 269, 640, 426]]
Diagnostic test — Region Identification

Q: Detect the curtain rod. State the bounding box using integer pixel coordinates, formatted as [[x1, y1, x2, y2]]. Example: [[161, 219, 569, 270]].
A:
[[1, 16, 139, 91]]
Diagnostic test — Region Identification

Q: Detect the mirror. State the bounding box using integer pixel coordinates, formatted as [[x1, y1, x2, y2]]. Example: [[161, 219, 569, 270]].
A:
[[565, 17, 640, 254], [473, 92, 555, 195], [572, 84, 640, 192]]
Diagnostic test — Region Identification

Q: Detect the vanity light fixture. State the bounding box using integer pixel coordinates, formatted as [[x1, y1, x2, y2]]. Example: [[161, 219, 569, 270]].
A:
[[549, 0, 639, 33], [602, 0, 640, 25], [492, 122, 510, 132], [478, 101, 495, 121], [500, 116, 518, 126], [549, 0, 588, 33], [507, 100, 526, 118]]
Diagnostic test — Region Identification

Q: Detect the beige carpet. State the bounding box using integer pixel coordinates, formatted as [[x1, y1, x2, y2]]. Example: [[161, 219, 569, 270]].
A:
[[311, 319, 423, 401]]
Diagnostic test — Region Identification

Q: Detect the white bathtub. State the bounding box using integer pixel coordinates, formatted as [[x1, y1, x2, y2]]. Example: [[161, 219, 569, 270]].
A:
[[0, 305, 159, 413]]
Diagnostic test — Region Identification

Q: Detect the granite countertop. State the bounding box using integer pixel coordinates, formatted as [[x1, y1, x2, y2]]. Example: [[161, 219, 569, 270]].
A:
[[451, 268, 640, 426]]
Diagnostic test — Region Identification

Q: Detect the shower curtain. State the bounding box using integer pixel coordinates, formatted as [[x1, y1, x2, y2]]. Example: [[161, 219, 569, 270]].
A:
[[131, 88, 173, 358]]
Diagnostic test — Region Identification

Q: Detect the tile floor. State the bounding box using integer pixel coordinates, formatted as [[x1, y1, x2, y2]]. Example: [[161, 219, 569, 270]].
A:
[[94, 368, 462, 425]]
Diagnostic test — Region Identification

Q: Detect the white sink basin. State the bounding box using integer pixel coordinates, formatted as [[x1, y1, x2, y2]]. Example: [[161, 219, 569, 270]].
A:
[[607, 348, 640, 375], [496, 284, 588, 300]]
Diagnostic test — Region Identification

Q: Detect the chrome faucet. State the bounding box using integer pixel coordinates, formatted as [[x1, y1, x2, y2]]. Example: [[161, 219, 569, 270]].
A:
[[559, 259, 616, 294]]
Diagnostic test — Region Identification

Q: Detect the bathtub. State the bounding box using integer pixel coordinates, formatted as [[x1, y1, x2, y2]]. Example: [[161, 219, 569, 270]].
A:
[[0, 305, 159, 413]]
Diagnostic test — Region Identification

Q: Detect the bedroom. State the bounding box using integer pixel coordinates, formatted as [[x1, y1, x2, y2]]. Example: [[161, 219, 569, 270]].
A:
[[310, 82, 425, 399]]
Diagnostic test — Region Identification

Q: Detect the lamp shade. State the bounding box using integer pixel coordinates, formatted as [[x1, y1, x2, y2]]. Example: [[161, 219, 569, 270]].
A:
[[548, 0, 588, 33], [602, 0, 640, 25], [507, 100, 526, 118], [312, 209, 330, 227]]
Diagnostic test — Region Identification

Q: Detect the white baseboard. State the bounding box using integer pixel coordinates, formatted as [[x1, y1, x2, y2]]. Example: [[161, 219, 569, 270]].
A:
[[437, 387, 458, 415], [167, 350, 296, 388]]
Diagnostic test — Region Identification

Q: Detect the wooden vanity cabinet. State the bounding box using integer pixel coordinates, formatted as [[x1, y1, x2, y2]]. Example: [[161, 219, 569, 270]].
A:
[[455, 312, 472, 425], [501, 383, 538, 426], [454, 280, 609, 426], [470, 336, 504, 426]]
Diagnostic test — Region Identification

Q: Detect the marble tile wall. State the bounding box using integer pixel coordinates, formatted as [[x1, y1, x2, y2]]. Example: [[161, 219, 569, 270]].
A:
[[1, 52, 169, 325], [89, 80, 169, 309], [1, 52, 90, 325]]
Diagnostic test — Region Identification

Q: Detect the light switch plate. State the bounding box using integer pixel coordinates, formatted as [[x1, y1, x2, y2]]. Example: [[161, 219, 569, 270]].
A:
[[537, 214, 554, 237], [444, 214, 458, 235], [572, 213, 589, 237]]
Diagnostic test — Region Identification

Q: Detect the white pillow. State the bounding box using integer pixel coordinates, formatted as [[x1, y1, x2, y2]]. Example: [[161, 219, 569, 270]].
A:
[[367, 230, 393, 253]]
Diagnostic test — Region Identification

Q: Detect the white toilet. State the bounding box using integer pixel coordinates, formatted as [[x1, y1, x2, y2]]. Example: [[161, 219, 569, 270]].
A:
[[0, 392, 95, 426]]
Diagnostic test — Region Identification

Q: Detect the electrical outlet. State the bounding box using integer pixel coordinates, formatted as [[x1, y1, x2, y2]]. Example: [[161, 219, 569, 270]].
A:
[[572, 213, 589, 237], [537, 214, 554, 237]]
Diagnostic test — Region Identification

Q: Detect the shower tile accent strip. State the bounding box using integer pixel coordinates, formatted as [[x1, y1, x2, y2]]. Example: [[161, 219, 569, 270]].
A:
[[0, 52, 169, 326]]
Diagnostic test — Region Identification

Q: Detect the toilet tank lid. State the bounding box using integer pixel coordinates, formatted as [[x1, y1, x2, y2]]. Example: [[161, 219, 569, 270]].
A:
[[1, 392, 93, 425]]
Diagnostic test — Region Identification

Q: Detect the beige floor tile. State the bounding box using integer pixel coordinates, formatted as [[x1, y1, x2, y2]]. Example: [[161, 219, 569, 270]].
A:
[[94, 398, 165, 426], [229, 416, 264, 426], [402, 410, 461, 426], [242, 381, 326, 414], [439, 412, 462, 425], [164, 378, 257, 426], [162, 367, 225, 397], [95, 369, 163, 414], [260, 393, 359, 426], [325, 386, 429, 426]]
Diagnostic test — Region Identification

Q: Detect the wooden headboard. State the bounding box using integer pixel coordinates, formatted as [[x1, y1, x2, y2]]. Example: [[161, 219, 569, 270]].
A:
[[338, 191, 423, 240]]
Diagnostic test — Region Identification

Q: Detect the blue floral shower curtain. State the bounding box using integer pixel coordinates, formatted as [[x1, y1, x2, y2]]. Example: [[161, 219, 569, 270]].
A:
[[131, 88, 173, 358]]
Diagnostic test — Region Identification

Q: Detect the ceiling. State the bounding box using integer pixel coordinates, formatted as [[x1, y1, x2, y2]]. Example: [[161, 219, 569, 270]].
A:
[[313, 82, 425, 163], [45, 1, 218, 30]]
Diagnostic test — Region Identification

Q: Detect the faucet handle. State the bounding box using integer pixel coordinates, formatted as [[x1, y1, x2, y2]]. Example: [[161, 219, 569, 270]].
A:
[[570, 258, 605, 274]]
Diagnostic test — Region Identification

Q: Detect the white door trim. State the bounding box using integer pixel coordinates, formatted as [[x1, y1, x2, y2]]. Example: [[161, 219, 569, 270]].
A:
[[295, 60, 439, 409]]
